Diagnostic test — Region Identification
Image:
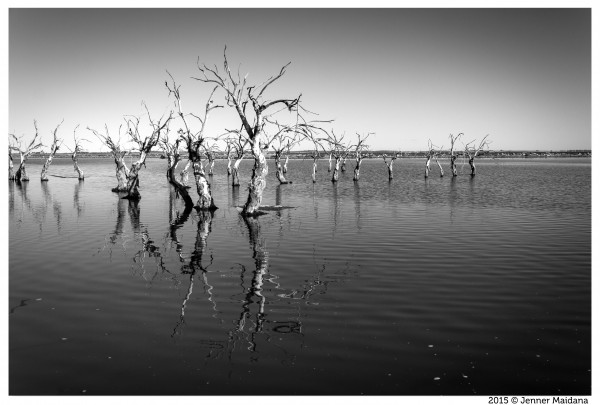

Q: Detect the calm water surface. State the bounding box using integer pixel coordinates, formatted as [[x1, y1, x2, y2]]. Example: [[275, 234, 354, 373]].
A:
[[9, 157, 591, 395]]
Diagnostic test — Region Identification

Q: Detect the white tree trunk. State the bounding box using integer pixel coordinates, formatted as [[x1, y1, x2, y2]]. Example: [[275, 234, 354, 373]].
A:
[[242, 140, 268, 216]]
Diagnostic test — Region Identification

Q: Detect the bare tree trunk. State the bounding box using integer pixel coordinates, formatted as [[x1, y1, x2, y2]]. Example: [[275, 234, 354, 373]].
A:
[[123, 157, 145, 200], [15, 153, 28, 182], [353, 156, 362, 181], [227, 155, 232, 176], [469, 157, 476, 176], [274, 151, 291, 184], [450, 155, 458, 177], [341, 157, 347, 172], [331, 157, 341, 182], [242, 141, 268, 216], [425, 156, 431, 178], [283, 155, 289, 174], [232, 158, 242, 187], [193, 159, 217, 210], [72, 151, 84, 180], [328, 153, 332, 172], [180, 160, 191, 185], [311, 157, 317, 183], [166, 153, 194, 209], [9, 151, 14, 181], [435, 156, 444, 177], [207, 154, 215, 175], [113, 155, 130, 192]]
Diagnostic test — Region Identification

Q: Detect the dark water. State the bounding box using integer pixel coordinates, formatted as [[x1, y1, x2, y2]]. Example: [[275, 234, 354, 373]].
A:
[[9, 157, 591, 395]]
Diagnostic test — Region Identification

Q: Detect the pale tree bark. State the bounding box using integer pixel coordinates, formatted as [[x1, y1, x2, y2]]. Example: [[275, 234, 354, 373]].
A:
[[449, 132, 463, 177], [309, 145, 320, 183], [193, 48, 302, 216], [322, 130, 352, 183], [69, 125, 87, 180], [9, 147, 14, 181], [160, 134, 194, 208], [226, 132, 248, 187], [464, 135, 490, 177], [352, 132, 371, 181], [434, 156, 444, 177], [328, 153, 332, 172], [166, 72, 220, 211], [10, 120, 44, 182], [425, 139, 442, 179], [179, 160, 191, 186], [225, 142, 233, 176], [341, 156, 347, 172], [123, 104, 173, 200], [88, 124, 130, 192], [383, 153, 399, 180], [40, 120, 64, 181], [283, 155, 289, 174]]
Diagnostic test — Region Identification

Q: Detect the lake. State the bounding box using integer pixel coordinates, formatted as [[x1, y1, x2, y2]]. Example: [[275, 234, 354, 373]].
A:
[[8, 156, 591, 395]]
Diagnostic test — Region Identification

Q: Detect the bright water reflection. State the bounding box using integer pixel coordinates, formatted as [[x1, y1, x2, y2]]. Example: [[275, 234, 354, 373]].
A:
[[9, 157, 591, 395]]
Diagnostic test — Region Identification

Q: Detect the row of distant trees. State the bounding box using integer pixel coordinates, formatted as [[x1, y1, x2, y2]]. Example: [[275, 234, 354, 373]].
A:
[[9, 47, 492, 216]]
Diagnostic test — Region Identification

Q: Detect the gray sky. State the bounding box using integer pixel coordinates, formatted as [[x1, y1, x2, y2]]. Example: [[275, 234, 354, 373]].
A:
[[8, 8, 591, 152]]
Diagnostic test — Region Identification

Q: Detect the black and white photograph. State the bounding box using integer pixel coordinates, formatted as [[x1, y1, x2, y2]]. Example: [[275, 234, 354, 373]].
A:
[[6, 3, 593, 402]]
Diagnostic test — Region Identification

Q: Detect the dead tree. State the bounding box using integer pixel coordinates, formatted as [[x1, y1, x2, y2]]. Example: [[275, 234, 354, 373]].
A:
[[193, 47, 301, 216], [225, 130, 248, 187], [352, 132, 372, 181], [327, 152, 332, 172], [383, 153, 399, 180], [449, 132, 463, 177], [88, 124, 130, 192], [225, 140, 233, 176], [321, 130, 353, 182], [424, 140, 443, 178], [123, 104, 173, 200], [40, 120, 64, 181], [309, 141, 321, 183], [203, 140, 219, 176], [265, 121, 298, 185], [464, 135, 491, 176], [160, 129, 194, 209], [66, 125, 87, 180], [8, 143, 14, 181], [166, 72, 221, 210], [10, 120, 44, 182]]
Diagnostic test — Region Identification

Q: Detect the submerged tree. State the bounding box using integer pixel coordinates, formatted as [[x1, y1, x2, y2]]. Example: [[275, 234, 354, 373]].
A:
[[322, 130, 353, 183], [265, 120, 301, 185], [383, 153, 399, 180], [160, 129, 194, 209], [8, 143, 14, 181], [225, 130, 248, 188], [193, 47, 302, 216], [352, 132, 372, 181], [10, 120, 43, 182], [166, 72, 221, 210], [66, 125, 87, 180], [449, 132, 463, 177], [88, 124, 130, 192], [40, 120, 64, 181], [424, 140, 444, 178], [464, 135, 491, 176], [123, 104, 173, 200]]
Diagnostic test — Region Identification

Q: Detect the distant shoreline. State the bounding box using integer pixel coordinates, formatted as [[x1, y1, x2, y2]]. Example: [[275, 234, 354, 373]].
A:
[[18, 150, 592, 160]]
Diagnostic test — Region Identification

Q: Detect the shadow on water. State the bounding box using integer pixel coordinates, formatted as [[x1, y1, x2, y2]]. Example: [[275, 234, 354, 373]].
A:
[[73, 180, 84, 218]]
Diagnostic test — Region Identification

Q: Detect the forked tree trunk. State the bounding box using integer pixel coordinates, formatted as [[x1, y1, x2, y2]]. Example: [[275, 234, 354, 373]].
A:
[[425, 156, 432, 178], [72, 151, 84, 180], [435, 157, 444, 177], [192, 158, 217, 210], [112, 154, 129, 192], [15, 154, 29, 182], [166, 153, 194, 208], [274, 151, 291, 184], [469, 157, 476, 176], [207, 154, 215, 175], [123, 157, 145, 200], [242, 141, 268, 216], [331, 157, 342, 182], [386, 162, 394, 180]]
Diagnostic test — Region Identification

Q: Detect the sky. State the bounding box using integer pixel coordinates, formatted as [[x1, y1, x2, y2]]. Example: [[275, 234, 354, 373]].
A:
[[7, 6, 592, 153]]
